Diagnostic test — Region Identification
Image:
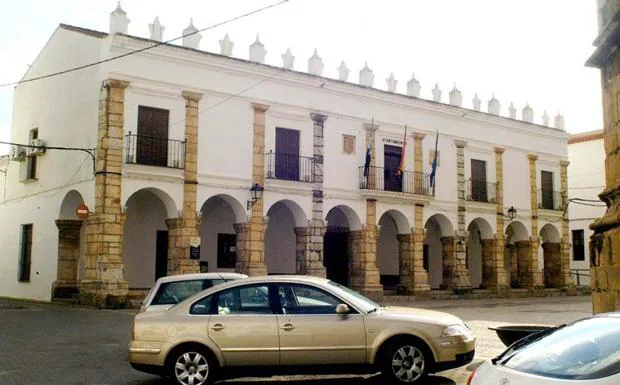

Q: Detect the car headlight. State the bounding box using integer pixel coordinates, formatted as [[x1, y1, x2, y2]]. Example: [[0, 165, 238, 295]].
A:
[[442, 324, 474, 339]]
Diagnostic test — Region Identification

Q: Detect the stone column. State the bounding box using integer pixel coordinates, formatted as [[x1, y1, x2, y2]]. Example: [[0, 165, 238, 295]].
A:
[[397, 233, 413, 291], [480, 239, 495, 289], [453, 140, 472, 291], [80, 79, 129, 308], [491, 147, 509, 293], [411, 204, 431, 295], [441, 236, 456, 289], [542, 242, 562, 288], [559, 160, 575, 293], [53, 220, 83, 298], [295, 112, 329, 277], [166, 91, 204, 276], [516, 240, 533, 288], [413, 133, 426, 195], [349, 199, 383, 301], [364, 121, 379, 189], [528, 153, 543, 288], [235, 103, 270, 276]]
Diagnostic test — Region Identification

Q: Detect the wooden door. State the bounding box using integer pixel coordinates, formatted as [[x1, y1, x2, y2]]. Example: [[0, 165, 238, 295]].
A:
[[275, 127, 300, 181], [155, 230, 168, 280], [217, 233, 237, 269], [324, 230, 349, 286], [471, 159, 487, 202], [384, 145, 402, 192], [137, 106, 169, 167], [541, 171, 554, 209]]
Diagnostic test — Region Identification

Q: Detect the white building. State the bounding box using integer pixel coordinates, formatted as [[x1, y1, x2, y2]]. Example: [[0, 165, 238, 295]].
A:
[[568, 130, 606, 287], [0, 5, 572, 305]]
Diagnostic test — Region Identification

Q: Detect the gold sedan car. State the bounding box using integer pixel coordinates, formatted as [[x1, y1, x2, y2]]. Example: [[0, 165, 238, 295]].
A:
[[129, 275, 475, 384]]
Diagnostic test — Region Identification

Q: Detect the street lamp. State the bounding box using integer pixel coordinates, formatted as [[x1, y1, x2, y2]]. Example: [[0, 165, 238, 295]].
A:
[[507, 206, 517, 221], [247, 183, 264, 210]]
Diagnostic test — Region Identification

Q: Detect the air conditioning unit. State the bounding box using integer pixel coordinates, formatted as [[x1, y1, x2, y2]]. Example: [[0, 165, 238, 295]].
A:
[[9, 145, 26, 161], [28, 138, 46, 156]]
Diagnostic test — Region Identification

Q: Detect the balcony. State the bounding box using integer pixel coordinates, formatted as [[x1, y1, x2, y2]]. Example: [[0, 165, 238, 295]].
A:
[[359, 166, 433, 196], [539, 189, 565, 211], [265, 151, 314, 183], [466, 179, 497, 204], [125, 132, 185, 169]]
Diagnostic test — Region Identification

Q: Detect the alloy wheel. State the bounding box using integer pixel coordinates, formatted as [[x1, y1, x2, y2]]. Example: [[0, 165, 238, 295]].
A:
[[391, 345, 425, 383], [174, 351, 210, 385]]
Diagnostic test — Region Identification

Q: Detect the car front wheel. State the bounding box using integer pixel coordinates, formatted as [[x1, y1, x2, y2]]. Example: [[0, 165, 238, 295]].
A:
[[382, 341, 429, 384], [169, 348, 213, 385]]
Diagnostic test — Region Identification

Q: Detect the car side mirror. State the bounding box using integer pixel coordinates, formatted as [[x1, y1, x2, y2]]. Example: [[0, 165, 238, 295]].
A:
[[336, 304, 350, 314]]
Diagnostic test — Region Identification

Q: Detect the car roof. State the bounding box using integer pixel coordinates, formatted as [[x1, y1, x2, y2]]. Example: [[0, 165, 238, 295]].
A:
[[154, 272, 248, 284]]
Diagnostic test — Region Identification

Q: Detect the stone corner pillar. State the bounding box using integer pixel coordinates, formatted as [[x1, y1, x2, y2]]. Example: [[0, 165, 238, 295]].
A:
[[413, 133, 426, 195], [166, 217, 200, 275], [295, 224, 327, 278], [53, 219, 84, 298], [411, 203, 431, 296], [491, 146, 510, 294], [349, 199, 383, 302], [559, 160, 576, 294], [80, 78, 129, 308]]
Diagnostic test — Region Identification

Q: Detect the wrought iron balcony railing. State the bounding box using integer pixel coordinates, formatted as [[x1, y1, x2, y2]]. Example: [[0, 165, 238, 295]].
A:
[[125, 132, 185, 169], [539, 189, 565, 211], [359, 166, 433, 196], [265, 151, 314, 183], [465, 179, 497, 204]]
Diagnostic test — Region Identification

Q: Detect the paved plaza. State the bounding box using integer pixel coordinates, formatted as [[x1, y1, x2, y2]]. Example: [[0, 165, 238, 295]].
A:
[[0, 295, 593, 385]]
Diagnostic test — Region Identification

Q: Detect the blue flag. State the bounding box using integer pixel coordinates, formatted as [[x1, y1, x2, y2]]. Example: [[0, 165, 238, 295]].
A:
[[430, 130, 439, 195]]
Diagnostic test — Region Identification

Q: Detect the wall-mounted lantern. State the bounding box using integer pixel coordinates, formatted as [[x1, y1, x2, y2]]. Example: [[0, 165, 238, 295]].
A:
[[507, 206, 517, 221], [247, 183, 264, 210]]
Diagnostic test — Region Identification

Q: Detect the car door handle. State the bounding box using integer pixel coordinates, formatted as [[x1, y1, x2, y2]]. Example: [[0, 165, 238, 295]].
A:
[[210, 324, 225, 331], [280, 323, 295, 331]]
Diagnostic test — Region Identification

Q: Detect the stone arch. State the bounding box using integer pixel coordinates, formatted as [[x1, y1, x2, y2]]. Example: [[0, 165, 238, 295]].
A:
[[424, 214, 456, 289], [265, 200, 309, 274], [540, 223, 562, 288], [54, 190, 87, 298], [325, 204, 362, 231], [199, 194, 248, 272], [377, 210, 411, 290], [467, 218, 494, 289], [59, 190, 85, 220], [123, 188, 172, 289], [266, 199, 308, 228], [379, 209, 410, 234], [122, 187, 178, 219], [505, 220, 531, 289]]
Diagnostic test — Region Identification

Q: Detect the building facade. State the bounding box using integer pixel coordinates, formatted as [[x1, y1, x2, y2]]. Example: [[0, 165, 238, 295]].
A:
[[568, 130, 606, 287], [0, 5, 572, 305], [586, 0, 620, 314]]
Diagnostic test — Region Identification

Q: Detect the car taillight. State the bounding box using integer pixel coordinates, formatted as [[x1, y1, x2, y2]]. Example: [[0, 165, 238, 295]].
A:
[[466, 367, 477, 385]]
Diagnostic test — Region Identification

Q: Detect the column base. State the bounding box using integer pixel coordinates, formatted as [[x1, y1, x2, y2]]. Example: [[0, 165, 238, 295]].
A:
[[306, 262, 327, 278], [79, 279, 128, 308], [237, 262, 268, 276], [351, 284, 384, 303], [489, 285, 511, 298], [52, 280, 79, 298], [412, 286, 432, 299], [170, 259, 200, 276]]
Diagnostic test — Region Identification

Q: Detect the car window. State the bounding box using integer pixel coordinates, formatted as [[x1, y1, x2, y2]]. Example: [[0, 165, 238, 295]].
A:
[[278, 284, 344, 315], [190, 295, 214, 315], [215, 284, 272, 315], [151, 278, 228, 306], [501, 317, 620, 380]]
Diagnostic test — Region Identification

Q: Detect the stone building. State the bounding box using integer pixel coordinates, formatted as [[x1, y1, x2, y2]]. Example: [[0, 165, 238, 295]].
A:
[[0, 4, 571, 306], [586, 0, 620, 314]]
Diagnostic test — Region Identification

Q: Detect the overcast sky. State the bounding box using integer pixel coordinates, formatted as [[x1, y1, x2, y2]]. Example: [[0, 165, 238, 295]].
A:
[[0, 0, 603, 153]]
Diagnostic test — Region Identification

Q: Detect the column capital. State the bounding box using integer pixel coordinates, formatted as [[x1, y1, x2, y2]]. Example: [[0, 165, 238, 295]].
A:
[[527, 153, 538, 161], [455, 139, 467, 148], [252, 102, 270, 112], [413, 132, 426, 141], [105, 79, 130, 89], [182, 91, 203, 102], [560, 160, 570, 168], [363, 122, 380, 132], [494, 146, 505, 154], [310, 112, 328, 124]]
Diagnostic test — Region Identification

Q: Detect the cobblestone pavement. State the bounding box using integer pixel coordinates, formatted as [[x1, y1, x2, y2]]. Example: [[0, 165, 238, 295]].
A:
[[0, 295, 592, 385]]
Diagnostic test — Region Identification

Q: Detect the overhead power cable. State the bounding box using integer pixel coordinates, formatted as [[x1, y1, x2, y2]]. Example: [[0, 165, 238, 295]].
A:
[[0, 140, 98, 175], [0, 0, 290, 88]]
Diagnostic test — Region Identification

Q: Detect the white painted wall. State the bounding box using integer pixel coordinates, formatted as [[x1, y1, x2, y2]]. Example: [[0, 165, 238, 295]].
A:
[[200, 196, 237, 272], [377, 214, 399, 277], [467, 232, 483, 288], [264, 202, 297, 274], [568, 136, 605, 286], [425, 221, 443, 289]]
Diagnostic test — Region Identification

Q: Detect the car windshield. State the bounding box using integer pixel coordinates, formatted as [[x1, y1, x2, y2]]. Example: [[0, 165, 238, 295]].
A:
[[326, 280, 381, 313], [151, 278, 225, 305], [500, 316, 620, 380]]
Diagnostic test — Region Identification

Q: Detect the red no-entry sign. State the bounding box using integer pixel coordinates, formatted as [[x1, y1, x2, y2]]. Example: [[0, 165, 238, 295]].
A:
[[76, 203, 90, 219]]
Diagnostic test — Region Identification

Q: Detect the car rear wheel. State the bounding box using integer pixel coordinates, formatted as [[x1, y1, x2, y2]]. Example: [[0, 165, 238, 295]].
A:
[[382, 341, 429, 384], [169, 348, 213, 385]]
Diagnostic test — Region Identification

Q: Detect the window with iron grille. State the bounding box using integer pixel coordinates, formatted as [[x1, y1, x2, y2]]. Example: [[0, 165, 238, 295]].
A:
[[18, 224, 33, 282]]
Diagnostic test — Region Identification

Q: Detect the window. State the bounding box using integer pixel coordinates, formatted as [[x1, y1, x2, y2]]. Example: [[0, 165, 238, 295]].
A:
[[470, 159, 488, 202], [541, 171, 555, 210], [215, 284, 271, 315], [573, 230, 585, 261], [151, 279, 222, 306], [278, 284, 343, 315], [18, 224, 33, 282], [190, 294, 215, 315], [217, 234, 237, 269]]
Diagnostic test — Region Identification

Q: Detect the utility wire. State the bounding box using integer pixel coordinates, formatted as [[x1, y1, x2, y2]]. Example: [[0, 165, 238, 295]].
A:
[[0, 140, 97, 175], [0, 0, 290, 88]]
